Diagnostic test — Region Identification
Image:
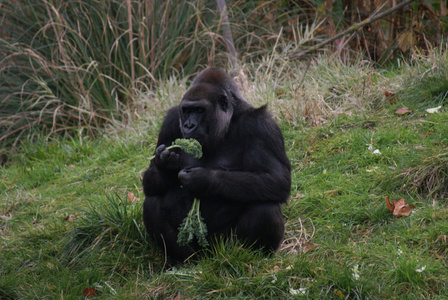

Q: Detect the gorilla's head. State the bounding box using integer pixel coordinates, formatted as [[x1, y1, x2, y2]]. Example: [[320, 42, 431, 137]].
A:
[[179, 68, 249, 151]]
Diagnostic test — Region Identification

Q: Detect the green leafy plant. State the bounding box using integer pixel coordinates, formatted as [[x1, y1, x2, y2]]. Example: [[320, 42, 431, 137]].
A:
[[149, 138, 203, 160], [177, 198, 209, 247], [149, 138, 207, 247]]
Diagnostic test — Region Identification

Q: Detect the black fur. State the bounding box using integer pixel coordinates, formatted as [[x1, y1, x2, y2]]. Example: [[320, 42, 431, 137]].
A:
[[142, 68, 291, 261]]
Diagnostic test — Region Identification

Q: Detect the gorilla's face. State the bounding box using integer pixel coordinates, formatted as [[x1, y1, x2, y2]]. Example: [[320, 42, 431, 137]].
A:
[[179, 83, 233, 150]]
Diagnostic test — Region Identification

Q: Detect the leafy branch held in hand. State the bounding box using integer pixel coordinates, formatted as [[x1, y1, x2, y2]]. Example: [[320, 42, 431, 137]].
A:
[[149, 138, 208, 247], [149, 138, 203, 160], [177, 198, 209, 247]]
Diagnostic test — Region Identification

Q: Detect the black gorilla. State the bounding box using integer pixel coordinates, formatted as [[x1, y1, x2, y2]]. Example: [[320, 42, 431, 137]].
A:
[[142, 68, 291, 261]]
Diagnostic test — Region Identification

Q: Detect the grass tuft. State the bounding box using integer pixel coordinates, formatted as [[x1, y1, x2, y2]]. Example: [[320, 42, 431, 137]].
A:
[[60, 193, 147, 262], [399, 150, 448, 200], [398, 44, 448, 109]]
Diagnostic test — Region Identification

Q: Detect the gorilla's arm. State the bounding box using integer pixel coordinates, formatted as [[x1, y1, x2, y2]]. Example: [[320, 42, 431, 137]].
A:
[[142, 107, 184, 197], [179, 106, 291, 203]]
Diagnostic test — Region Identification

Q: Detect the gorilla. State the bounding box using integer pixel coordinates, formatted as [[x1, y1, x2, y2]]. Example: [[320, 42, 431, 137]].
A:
[[142, 67, 291, 261]]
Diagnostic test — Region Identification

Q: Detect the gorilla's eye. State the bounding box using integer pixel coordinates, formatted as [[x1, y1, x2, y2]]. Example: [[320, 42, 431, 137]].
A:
[[183, 106, 205, 114], [218, 96, 228, 111]]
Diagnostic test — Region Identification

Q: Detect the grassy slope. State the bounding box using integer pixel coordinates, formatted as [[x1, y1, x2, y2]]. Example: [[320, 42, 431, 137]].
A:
[[1, 57, 448, 299]]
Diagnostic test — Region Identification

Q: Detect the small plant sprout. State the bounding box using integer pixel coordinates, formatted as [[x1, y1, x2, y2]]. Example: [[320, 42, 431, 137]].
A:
[[352, 264, 360, 280], [149, 138, 203, 160]]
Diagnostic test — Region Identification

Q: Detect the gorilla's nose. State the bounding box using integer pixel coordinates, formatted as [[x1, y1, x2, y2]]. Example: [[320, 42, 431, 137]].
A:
[[183, 121, 196, 132]]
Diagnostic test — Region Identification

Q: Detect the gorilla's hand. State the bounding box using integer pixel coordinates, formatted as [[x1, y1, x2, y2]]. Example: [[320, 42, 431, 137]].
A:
[[153, 144, 181, 170], [178, 167, 212, 193]]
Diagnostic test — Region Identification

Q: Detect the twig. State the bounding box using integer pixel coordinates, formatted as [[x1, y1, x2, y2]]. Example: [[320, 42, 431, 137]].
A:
[[127, 0, 135, 93], [216, 0, 238, 70], [279, 218, 315, 254], [289, 0, 418, 59]]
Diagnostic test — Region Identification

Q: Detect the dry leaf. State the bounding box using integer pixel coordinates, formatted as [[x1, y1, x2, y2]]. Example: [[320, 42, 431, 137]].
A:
[[393, 198, 415, 216], [171, 293, 181, 300], [395, 107, 412, 115], [384, 91, 398, 103], [127, 192, 141, 203], [384, 91, 394, 97], [64, 215, 76, 221], [302, 242, 317, 253], [292, 193, 305, 200], [83, 287, 96, 297], [426, 106, 442, 114], [276, 90, 285, 96], [385, 196, 393, 212], [419, 132, 430, 138], [385, 197, 415, 217]]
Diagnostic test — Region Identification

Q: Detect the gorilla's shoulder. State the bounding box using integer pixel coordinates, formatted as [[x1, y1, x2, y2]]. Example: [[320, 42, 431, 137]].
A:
[[165, 106, 180, 119], [162, 106, 181, 126], [158, 106, 181, 140], [246, 104, 275, 124], [240, 105, 281, 136]]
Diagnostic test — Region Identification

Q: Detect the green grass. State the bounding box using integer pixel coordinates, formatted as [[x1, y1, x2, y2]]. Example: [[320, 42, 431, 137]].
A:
[[2, 50, 448, 298]]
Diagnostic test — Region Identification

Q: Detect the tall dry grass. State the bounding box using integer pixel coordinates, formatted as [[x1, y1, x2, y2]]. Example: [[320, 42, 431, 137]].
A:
[[0, 0, 315, 147], [1, 0, 444, 148]]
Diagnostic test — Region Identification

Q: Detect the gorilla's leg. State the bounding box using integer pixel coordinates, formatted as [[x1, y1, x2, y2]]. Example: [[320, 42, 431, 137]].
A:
[[234, 203, 284, 253], [143, 196, 195, 262]]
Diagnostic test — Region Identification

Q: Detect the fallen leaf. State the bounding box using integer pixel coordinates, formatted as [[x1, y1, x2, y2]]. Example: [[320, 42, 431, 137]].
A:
[[393, 198, 415, 216], [385, 196, 393, 212], [425, 106, 442, 114], [276, 90, 285, 96], [290, 287, 307, 295], [416, 265, 426, 273], [292, 193, 305, 200], [127, 192, 141, 203], [171, 293, 181, 300], [302, 242, 317, 253], [386, 197, 415, 216], [395, 107, 412, 115], [83, 287, 96, 297], [384, 91, 394, 97], [64, 215, 76, 221], [419, 131, 430, 138], [384, 91, 399, 103]]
